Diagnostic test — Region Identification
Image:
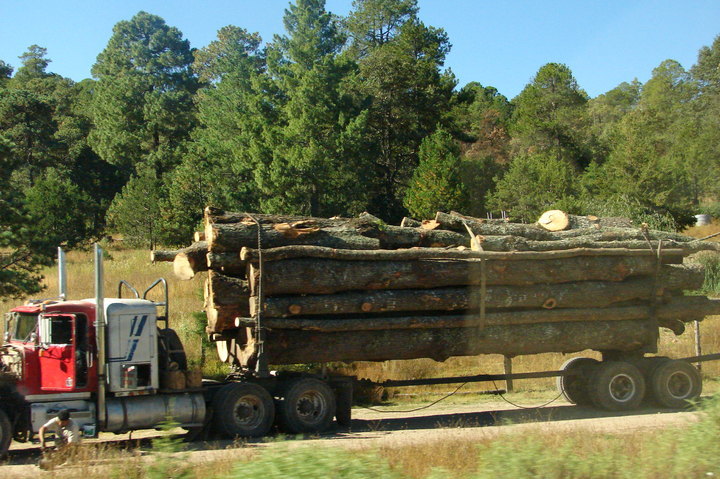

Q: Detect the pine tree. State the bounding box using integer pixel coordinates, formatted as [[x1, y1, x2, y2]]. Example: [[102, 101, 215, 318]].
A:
[[403, 128, 466, 218], [90, 11, 198, 177]]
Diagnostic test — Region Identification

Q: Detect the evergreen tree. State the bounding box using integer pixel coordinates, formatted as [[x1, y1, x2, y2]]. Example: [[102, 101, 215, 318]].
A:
[[587, 60, 696, 229], [487, 153, 577, 222], [90, 11, 198, 177], [510, 63, 591, 168], [403, 128, 465, 218], [255, 0, 370, 216], [106, 165, 164, 249], [345, 0, 455, 220]]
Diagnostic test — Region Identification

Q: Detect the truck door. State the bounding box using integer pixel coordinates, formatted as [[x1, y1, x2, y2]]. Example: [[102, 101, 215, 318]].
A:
[[38, 314, 77, 391]]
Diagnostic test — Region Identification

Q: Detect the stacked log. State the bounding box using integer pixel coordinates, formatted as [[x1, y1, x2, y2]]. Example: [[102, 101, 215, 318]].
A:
[[171, 208, 720, 367]]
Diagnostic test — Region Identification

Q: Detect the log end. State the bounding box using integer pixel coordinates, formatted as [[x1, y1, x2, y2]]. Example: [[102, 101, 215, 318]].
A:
[[173, 254, 196, 281], [537, 210, 570, 231]]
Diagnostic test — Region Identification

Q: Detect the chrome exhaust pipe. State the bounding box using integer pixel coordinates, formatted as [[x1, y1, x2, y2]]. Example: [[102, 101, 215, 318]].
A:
[[58, 247, 67, 300], [94, 244, 107, 428]]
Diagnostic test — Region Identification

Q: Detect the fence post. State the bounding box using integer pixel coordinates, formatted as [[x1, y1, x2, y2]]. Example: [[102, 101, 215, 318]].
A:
[[503, 355, 514, 392]]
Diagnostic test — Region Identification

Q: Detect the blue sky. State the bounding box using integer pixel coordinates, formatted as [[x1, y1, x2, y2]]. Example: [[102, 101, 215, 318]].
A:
[[1, 0, 718, 99]]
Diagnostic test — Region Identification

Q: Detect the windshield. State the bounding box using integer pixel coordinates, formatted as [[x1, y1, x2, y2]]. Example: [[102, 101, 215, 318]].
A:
[[5, 312, 38, 342]]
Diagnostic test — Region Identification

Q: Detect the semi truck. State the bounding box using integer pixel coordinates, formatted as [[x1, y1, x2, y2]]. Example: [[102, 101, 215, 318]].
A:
[[0, 242, 717, 457]]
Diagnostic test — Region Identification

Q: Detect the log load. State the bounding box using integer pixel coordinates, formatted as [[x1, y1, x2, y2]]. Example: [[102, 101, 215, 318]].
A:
[[251, 320, 660, 364], [247, 264, 704, 318], [247, 254, 675, 296], [179, 208, 720, 367]]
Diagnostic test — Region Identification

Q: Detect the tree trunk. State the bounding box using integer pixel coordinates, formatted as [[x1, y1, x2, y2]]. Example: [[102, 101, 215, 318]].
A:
[[249, 264, 704, 318], [206, 271, 249, 306], [240, 244, 684, 264], [400, 217, 421, 228], [204, 210, 469, 253], [248, 255, 673, 296], [239, 297, 720, 333], [172, 241, 208, 280], [250, 319, 659, 364], [150, 250, 178, 263], [434, 211, 706, 247], [475, 235, 714, 255]]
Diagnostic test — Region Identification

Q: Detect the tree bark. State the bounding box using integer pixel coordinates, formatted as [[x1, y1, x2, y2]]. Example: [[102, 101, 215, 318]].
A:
[[206, 271, 249, 306], [248, 255, 673, 296], [435, 211, 705, 247], [205, 283, 250, 333], [249, 264, 704, 317], [239, 297, 720, 333], [172, 241, 208, 280], [249, 319, 659, 364], [150, 250, 178, 263], [400, 217, 422, 228], [204, 210, 469, 253], [475, 235, 715, 255], [240, 244, 684, 264]]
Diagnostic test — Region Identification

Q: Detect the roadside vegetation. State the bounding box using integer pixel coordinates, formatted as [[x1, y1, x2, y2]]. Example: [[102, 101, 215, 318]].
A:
[[15, 393, 720, 479]]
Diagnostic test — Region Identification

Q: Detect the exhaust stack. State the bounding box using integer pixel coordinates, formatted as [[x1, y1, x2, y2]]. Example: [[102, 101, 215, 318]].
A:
[[95, 244, 107, 428], [58, 247, 67, 300]]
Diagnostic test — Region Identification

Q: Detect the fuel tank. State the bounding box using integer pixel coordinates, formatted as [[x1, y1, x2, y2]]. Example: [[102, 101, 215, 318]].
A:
[[105, 392, 205, 432]]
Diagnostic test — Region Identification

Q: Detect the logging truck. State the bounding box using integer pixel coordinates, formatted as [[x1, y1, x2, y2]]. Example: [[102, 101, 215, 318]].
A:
[[0, 246, 356, 456], [1, 205, 720, 456]]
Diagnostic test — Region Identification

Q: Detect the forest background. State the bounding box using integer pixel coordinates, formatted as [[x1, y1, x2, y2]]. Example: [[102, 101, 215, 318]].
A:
[[2, 0, 720, 299]]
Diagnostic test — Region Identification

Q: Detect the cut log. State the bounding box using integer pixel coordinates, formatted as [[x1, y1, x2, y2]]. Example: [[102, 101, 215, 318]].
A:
[[150, 250, 178, 263], [249, 264, 704, 317], [206, 271, 249, 306], [248, 255, 672, 296], [206, 221, 469, 253], [567, 215, 633, 229], [476, 236, 715, 255], [249, 319, 659, 364], [400, 217, 422, 228], [172, 241, 208, 280], [537, 210, 570, 231], [206, 298, 250, 333], [240, 297, 720, 333], [240, 244, 684, 264], [207, 252, 246, 276], [194, 231, 206, 242]]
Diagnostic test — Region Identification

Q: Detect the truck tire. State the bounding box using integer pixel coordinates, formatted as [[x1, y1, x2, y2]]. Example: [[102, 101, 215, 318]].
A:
[[649, 360, 702, 409], [278, 378, 336, 434], [212, 383, 275, 438], [588, 361, 645, 411], [556, 357, 598, 406], [0, 409, 11, 458]]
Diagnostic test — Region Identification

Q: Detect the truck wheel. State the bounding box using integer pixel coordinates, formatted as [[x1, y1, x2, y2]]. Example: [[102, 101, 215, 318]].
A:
[[0, 409, 11, 458], [589, 361, 645, 411], [213, 383, 275, 438], [556, 357, 598, 405], [278, 378, 336, 434], [649, 360, 702, 409]]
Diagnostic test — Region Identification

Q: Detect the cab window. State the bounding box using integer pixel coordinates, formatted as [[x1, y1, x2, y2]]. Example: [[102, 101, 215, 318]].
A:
[[5, 313, 38, 342], [48, 316, 73, 345]]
